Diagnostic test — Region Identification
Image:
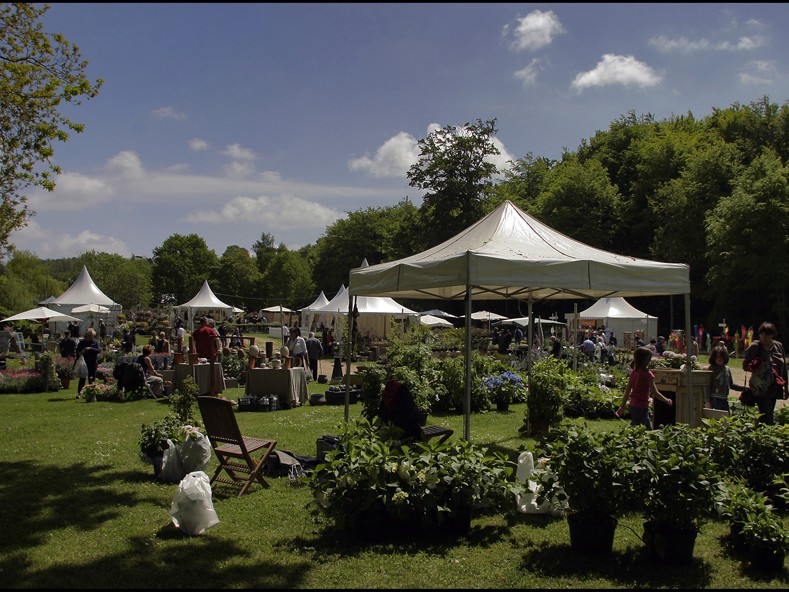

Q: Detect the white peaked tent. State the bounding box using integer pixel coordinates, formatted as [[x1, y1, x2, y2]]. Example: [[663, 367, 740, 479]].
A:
[[419, 314, 453, 328], [48, 266, 122, 334], [571, 297, 658, 344], [173, 281, 238, 330], [300, 291, 330, 332], [349, 200, 692, 439], [312, 280, 417, 339]]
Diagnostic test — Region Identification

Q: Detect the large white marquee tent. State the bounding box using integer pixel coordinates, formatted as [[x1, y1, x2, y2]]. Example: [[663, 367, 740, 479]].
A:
[[173, 281, 241, 330], [348, 200, 691, 439], [569, 297, 658, 346], [46, 266, 122, 335]]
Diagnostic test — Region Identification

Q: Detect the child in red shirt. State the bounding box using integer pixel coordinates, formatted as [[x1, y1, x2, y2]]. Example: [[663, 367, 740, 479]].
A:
[[616, 347, 673, 429]]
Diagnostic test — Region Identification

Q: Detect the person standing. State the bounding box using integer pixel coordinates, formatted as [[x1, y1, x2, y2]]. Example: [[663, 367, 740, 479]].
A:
[[706, 346, 745, 412], [616, 347, 673, 429], [98, 319, 107, 343], [75, 327, 101, 399], [192, 316, 220, 361], [58, 331, 77, 359], [742, 321, 788, 425], [156, 331, 171, 354], [305, 331, 324, 380], [290, 327, 308, 369]]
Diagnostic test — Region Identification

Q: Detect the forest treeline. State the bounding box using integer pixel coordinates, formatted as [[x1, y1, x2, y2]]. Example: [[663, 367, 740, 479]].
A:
[[1, 96, 787, 336]]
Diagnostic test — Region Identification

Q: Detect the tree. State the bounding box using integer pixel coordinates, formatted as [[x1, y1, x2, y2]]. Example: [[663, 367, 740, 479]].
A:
[[310, 200, 421, 292], [252, 232, 278, 276], [407, 118, 500, 247], [532, 154, 623, 251], [0, 3, 102, 255], [0, 250, 64, 315], [260, 246, 314, 309], [150, 234, 219, 305], [214, 245, 262, 309], [705, 149, 789, 329], [78, 251, 152, 310], [490, 152, 555, 212]]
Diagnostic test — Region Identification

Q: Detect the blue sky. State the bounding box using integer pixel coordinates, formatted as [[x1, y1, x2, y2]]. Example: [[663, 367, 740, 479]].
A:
[[11, 3, 789, 260]]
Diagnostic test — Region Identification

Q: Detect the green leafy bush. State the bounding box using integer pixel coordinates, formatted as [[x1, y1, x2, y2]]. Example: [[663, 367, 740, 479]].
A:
[[524, 356, 568, 434], [309, 418, 520, 534]]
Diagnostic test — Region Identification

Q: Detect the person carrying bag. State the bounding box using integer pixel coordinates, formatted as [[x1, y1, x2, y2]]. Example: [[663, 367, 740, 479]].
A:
[[742, 321, 788, 424]]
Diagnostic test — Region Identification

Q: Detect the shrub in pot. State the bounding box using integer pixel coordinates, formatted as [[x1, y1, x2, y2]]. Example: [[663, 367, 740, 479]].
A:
[[539, 424, 638, 554], [634, 425, 726, 563], [523, 356, 567, 436]]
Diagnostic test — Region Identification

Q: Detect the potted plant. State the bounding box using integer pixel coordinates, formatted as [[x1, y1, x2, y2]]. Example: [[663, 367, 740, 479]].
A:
[[539, 425, 638, 554], [482, 370, 524, 412], [523, 356, 567, 436], [308, 418, 520, 541], [634, 424, 725, 563], [55, 357, 75, 389]]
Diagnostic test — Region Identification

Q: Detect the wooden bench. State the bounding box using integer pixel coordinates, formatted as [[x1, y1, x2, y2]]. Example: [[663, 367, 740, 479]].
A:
[[420, 424, 454, 444]]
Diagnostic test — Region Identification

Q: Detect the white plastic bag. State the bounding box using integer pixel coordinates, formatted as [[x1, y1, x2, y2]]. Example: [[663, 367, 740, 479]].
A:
[[74, 355, 89, 379], [158, 439, 185, 483], [515, 451, 565, 517], [169, 471, 220, 536], [178, 432, 212, 475]]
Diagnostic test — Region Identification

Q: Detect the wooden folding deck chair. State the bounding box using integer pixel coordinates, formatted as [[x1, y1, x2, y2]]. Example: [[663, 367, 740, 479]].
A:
[[197, 396, 277, 496]]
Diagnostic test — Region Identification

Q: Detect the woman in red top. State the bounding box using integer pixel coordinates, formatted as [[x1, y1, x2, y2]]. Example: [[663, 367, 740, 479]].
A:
[[616, 347, 673, 429]]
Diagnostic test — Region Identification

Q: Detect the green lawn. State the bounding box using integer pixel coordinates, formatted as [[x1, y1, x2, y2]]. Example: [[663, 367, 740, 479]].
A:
[[0, 369, 786, 589]]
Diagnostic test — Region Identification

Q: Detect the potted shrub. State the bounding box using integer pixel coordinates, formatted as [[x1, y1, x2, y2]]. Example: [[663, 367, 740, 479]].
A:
[[539, 425, 638, 554], [523, 356, 567, 436], [635, 425, 726, 563], [55, 357, 75, 389], [309, 418, 520, 540], [482, 370, 524, 412]]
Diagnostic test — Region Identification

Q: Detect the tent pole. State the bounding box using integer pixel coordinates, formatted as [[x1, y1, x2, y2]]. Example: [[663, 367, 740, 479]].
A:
[[573, 303, 578, 371], [344, 295, 355, 423], [684, 292, 694, 426], [526, 298, 534, 390], [464, 283, 472, 442]]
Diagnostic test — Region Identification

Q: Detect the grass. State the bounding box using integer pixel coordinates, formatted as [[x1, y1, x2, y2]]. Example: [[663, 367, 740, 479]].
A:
[[0, 361, 787, 588]]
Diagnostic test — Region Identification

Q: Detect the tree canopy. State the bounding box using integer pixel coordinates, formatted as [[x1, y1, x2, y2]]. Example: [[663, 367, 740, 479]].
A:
[[0, 3, 102, 255]]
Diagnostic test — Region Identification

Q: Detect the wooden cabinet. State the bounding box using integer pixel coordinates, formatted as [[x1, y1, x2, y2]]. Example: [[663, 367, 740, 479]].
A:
[[651, 368, 711, 427]]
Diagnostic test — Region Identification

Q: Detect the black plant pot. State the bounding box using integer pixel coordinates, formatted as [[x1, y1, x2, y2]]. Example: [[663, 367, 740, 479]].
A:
[[496, 401, 510, 412], [749, 545, 786, 571], [568, 512, 618, 554], [643, 521, 697, 563]]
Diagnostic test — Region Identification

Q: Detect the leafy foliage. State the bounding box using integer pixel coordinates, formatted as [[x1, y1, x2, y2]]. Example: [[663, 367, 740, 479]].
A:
[[0, 3, 103, 255]]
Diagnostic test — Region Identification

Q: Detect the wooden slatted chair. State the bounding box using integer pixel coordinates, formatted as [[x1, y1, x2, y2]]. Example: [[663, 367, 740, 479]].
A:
[[197, 395, 277, 496]]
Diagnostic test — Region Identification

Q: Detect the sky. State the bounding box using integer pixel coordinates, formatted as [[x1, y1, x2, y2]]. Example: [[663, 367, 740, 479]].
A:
[[10, 3, 789, 261]]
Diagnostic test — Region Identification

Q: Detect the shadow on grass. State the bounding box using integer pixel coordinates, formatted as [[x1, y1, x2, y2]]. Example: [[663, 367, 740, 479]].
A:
[[719, 532, 789, 583], [517, 539, 715, 588], [0, 459, 315, 588]]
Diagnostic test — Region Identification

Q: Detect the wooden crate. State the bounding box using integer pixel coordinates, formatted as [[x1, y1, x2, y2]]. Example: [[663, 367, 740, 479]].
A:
[[651, 369, 712, 427]]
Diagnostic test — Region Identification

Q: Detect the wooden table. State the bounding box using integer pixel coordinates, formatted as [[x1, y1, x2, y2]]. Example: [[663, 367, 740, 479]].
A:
[[245, 367, 308, 408], [173, 363, 226, 395]]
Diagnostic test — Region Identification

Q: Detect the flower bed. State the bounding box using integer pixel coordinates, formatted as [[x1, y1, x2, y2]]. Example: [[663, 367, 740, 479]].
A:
[[0, 369, 48, 393]]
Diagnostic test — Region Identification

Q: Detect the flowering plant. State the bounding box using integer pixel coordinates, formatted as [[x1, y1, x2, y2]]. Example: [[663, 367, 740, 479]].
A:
[[482, 370, 526, 405], [650, 351, 701, 370], [54, 357, 75, 380], [82, 382, 115, 401]]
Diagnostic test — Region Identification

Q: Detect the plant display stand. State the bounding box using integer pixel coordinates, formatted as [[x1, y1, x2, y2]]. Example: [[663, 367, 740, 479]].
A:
[[651, 369, 711, 428]]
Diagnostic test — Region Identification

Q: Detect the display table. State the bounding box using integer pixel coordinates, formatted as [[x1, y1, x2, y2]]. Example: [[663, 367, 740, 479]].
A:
[[652, 368, 711, 428], [173, 363, 226, 395], [245, 367, 308, 408]]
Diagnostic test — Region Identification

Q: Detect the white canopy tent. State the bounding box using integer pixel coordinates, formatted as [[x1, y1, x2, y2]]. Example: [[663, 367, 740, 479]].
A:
[[348, 200, 691, 439], [570, 297, 658, 346], [419, 314, 454, 328], [173, 281, 238, 330], [47, 266, 122, 335], [311, 281, 418, 340], [300, 291, 330, 332]]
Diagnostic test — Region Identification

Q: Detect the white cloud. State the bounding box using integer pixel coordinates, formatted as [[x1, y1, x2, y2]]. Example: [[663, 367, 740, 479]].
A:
[[10, 220, 132, 258], [649, 17, 767, 54], [152, 106, 187, 120], [571, 54, 663, 91], [739, 60, 779, 85], [105, 150, 145, 179], [513, 58, 544, 86], [222, 143, 257, 161], [504, 10, 565, 52], [347, 131, 420, 178], [28, 172, 114, 211], [189, 138, 209, 151], [223, 160, 256, 178], [349, 123, 515, 179], [184, 194, 341, 230]]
